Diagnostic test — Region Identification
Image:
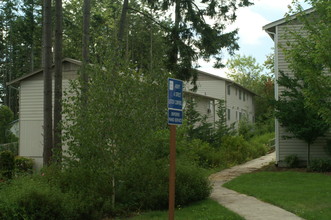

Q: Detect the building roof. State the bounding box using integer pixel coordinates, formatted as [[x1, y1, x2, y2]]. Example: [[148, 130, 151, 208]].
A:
[[6, 58, 82, 86], [263, 7, 314, 39], [7, 57, 257, 96], [195, 69, 257, 96]]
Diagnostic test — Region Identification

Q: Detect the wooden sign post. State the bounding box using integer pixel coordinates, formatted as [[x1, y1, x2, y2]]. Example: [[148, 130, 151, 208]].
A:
[[167, 78, 183, 220]]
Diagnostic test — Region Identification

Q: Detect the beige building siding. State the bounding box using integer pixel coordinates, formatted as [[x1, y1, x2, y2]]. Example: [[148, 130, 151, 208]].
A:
[[225, 82, 255, 126], [17, 60, 80, 169], [185, 71, 256, 127], [195, 80, 226, 100], [271, 21, 331, 165]]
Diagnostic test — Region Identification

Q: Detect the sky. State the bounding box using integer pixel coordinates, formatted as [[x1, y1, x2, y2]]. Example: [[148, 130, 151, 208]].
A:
[[198, 0, 311, 78]]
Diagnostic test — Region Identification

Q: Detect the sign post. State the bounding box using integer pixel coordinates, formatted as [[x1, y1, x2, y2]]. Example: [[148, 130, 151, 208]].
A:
[[167, 78, 183, 220]]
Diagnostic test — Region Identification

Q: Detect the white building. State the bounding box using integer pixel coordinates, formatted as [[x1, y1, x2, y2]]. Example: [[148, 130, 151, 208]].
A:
[[8, 60, 256, 169], [263, 8, 331, 166], [7, 58, 81, 169], [185, 70, 256, 127]]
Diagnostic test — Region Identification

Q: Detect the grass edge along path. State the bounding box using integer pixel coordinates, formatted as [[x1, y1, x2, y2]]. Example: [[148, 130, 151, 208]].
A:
[[223, 171, 331, 220], [128, 199, 244, 220]]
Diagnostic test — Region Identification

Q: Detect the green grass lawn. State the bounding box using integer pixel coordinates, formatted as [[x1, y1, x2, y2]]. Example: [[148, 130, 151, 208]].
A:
[[127, 199, 244, 220], [223, 171, 331, 220]]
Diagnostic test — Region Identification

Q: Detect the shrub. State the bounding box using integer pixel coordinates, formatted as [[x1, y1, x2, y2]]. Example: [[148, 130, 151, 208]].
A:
[[14, 156, 34, 176], [0, 175, 107, 220], [0, 176, 66, 220], [175, 160, 211, 206], [177, 138, 222, 168], [116, 156, 211, 211], [237, 117, 255, 140], [284, 154, 300, 168], [0, 150, 15, 179], [324, 140, 331, 157], [309, 158, 331, 172], [0, 142, 18, 156]]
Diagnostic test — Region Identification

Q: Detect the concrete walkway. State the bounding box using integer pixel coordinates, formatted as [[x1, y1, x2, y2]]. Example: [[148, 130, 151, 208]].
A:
[[209, 152, 305, 220]]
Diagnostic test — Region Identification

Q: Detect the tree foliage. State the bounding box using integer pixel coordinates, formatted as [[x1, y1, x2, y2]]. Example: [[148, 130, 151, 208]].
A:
[[0, 105, 15, 144], [143, 0, 253, 82], [274, 71, 329, 166], [61, 49, 169, 207], [285, 0, 331, 125], [226, 54, 274, 122], [0, 0, 42, 114]]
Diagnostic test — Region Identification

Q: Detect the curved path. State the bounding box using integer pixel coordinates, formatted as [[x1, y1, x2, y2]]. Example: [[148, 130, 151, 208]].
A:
[[209, 152, 305, 220]]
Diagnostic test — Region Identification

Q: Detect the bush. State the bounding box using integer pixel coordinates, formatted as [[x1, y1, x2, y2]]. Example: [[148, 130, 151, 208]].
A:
[[238, 117, 255, 140], [175, 160, 211, 206], [0, 142, 18, 156], [0, 174, 108, 220], [15, 156, 34, 176], [116, 156, 211, 211], [177, 139, 222, 168], [309, 158, 331, 172], [284, 154, 300, 168], [0, 176, 66, 220], [0, 150, 15, 179], [324, 140, 331, 157], [220, 135, 268, 166]]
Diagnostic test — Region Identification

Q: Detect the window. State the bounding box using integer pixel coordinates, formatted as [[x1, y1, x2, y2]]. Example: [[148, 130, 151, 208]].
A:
[[236, 111, 238, 120], [239, 89, 242, 100], [208, 100, 213, 114], [239, 112, 242, 120], [227, 109, 231, 120], [243, 92, 246, 101], [227, 85, 231, 95]]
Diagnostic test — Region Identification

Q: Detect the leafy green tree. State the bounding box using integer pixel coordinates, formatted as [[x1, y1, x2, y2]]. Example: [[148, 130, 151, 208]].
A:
[[0, 105, 15, 144], [285, 0, 331, 125], [274, 71, 330, 167], [61, 48, 169, 209], [0, 0, 42, 115]]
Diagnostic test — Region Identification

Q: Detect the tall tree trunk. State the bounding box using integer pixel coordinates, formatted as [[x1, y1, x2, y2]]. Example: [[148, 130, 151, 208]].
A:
[[118, 0, 129, 43], [54, 0, 63, 159], [169, 0, 180, 69], [82, 0, 91, 95], [43, 0, 53, 166]]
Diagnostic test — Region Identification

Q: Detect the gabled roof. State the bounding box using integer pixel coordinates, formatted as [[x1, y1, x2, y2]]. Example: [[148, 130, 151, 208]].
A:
[[263, 7, 314, 40], [196, 69, 257, 96], [6, 58, 82, 86]]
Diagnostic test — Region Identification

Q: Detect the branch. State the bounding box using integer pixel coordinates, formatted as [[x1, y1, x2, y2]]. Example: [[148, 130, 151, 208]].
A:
[[127, 7, 171, 31]]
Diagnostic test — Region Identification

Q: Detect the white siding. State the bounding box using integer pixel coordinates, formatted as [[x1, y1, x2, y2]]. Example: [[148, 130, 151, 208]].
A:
[[18, 61, 79, 169], [225, 82, 255, 126], [275, 24, 331, 165], [185, 71, 256, 128]]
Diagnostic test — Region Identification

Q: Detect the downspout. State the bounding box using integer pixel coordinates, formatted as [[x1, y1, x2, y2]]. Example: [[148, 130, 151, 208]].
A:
[[266, 29, 280, 165]]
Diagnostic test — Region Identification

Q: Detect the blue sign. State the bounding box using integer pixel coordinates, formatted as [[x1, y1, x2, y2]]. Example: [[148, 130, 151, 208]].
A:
[[168, 78, 183, 110], [168, 109, 183, 125], [168, 78, 183, 125]]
